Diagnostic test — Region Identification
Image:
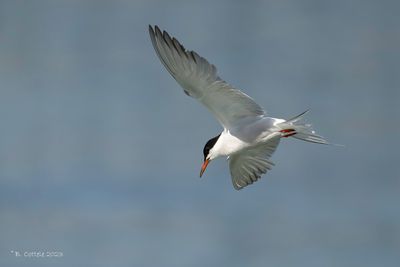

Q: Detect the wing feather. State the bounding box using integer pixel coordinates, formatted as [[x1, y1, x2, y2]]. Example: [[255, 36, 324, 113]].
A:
[[149, 25, 265, 129], [229, 133, 281, 190]]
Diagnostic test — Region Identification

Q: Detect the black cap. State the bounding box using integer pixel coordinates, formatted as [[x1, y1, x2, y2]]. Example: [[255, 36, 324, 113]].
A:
[[203, 134, 221, 161]]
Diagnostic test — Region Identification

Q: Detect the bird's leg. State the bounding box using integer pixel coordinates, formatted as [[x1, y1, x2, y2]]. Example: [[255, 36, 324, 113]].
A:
[[280, 129, 296, 138]]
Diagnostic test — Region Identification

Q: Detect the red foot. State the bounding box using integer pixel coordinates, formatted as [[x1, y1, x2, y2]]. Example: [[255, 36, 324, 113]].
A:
[[280, 129, 296, 137]]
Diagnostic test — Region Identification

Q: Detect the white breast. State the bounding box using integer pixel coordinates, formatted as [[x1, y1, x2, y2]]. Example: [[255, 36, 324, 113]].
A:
[[209, 130, 249, 159], [209, 116, 285, 160]]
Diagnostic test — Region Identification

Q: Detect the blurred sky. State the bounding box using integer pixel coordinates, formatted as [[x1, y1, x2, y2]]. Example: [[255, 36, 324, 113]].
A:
[[0, 0, 399, 266]]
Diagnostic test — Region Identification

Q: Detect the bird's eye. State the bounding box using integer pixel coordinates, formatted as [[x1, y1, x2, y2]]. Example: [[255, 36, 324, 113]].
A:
[[203, 147, 209, 160], [203, 134, 220, 160]]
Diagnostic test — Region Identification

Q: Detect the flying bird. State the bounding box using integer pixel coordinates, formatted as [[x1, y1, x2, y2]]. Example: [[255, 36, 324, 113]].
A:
[[149, 25, 329, 190]]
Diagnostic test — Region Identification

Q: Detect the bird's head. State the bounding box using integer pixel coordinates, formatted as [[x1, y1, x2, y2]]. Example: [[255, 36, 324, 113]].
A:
[[200, 134, 221, 177]]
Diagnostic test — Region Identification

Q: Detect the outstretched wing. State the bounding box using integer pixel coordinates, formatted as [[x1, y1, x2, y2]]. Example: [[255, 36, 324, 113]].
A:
[[149, 25, 265, 129], [229, 133, 281, 190]]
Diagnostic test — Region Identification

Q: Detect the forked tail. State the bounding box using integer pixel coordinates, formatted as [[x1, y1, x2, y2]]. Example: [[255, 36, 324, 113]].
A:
[[278, 110, 330, 145]]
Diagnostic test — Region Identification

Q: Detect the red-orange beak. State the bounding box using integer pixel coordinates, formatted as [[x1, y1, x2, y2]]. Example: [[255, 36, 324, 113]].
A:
[[200, 159, 210, 177]]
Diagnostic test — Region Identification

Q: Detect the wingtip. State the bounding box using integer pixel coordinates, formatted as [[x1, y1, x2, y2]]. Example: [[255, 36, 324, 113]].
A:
[[149, 25, 161, 34], [233, 184, 243, 190], [154, 25, 162, 35]]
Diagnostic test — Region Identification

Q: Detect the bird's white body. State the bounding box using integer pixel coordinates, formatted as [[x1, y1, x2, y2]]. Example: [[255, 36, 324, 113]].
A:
[[209, 117, 283, 159], [149, 25, 328, 190]]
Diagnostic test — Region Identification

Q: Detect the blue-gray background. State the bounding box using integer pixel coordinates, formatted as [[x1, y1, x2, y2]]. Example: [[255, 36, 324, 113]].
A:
[[0, 0, 399, 266]]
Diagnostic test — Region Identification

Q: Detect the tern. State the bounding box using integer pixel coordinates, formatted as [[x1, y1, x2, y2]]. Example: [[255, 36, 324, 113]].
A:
[[149, 25, 329, 190]]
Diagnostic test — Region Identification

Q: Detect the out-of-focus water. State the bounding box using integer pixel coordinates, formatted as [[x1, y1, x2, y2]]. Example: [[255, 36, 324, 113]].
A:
[[0, 1, 399, 266]]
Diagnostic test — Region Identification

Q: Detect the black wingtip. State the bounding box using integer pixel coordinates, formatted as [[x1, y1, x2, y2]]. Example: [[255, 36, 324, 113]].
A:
[[149, 25, 162, 33], [154, 25, 161, 34]]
